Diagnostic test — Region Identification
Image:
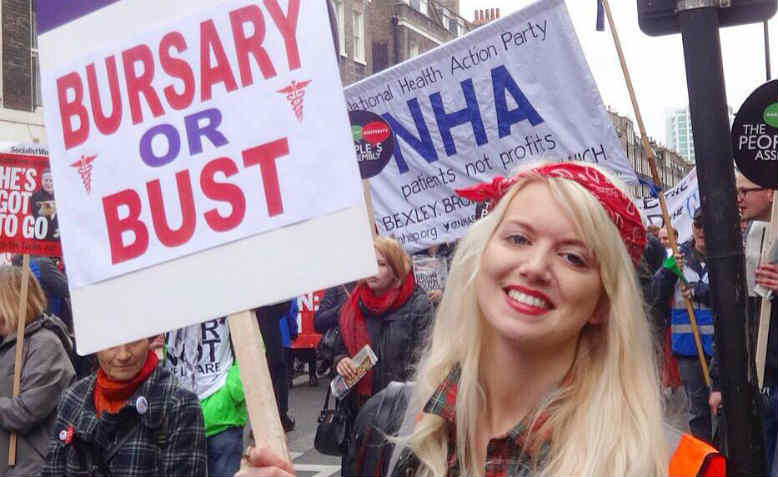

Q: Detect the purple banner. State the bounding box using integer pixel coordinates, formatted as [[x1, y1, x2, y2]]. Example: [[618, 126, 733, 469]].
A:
[[36, 0, 120, 35]]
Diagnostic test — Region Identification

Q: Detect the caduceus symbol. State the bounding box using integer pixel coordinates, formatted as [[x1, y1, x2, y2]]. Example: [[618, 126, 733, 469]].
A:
[[277, 79, 312, 122], [70, 154, 97, 194]]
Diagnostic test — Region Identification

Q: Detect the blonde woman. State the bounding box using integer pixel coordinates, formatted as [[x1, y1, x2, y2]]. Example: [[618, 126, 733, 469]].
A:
[[0, 266, 74, 476], [239, 162, 724, 477]]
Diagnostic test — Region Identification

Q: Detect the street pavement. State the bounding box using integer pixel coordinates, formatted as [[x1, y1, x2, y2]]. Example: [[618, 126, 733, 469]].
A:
[[285, 374, 342, 477]]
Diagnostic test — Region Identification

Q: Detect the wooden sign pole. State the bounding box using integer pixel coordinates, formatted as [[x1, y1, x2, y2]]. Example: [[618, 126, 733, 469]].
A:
[[8, 254, 31, 467], [362, 180, 377, 239], [600, 0, 710, 386], [755, 191, 777, 388], [228, 310, 289, 461]]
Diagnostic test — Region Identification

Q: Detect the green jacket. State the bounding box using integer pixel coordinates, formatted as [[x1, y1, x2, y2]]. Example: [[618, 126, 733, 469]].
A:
[[200, 364, 247, 437]]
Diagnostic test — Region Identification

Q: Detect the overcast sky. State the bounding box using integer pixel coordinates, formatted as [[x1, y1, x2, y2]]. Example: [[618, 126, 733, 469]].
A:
[[459, 0, 777, 147]]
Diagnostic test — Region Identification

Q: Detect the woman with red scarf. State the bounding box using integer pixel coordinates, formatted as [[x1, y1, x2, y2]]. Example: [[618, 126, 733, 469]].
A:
[[43, 337, 207, 476], [333, 237, 434, 406]]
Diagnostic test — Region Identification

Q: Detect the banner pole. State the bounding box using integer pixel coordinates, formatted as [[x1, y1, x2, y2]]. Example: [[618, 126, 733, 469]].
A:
[[362, 180, 377, 239], [8, 254, 31, 467], [755, 191, 777, 388], [599, 0, 710, 386], [228, 310, 289, 462]]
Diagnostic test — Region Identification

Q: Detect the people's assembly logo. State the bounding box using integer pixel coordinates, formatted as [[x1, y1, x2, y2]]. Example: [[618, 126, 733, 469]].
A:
[[731, 79, 777, 189], [349, 110, 394, 179]]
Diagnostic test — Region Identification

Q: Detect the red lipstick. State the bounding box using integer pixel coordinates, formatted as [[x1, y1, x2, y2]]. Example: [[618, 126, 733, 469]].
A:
[[503, 285, 553, 316]]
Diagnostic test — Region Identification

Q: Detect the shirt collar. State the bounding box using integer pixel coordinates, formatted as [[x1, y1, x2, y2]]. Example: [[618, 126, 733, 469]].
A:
[[422, 364, 553, 454]]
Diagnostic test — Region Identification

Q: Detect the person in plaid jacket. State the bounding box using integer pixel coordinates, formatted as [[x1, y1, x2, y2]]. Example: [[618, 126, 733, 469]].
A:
[[42, 337, 207, 476]]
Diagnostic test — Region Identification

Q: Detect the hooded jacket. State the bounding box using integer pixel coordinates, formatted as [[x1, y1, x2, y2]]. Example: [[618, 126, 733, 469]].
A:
[[0, 314, 75, 476]]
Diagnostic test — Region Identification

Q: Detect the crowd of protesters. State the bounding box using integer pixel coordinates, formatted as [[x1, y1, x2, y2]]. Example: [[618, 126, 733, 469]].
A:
[[0, 162, 775, 476]]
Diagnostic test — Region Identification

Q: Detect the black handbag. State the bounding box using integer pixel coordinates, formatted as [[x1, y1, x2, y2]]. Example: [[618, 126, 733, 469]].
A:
[[314, 383, 353, 456], [316, 326, 340, 363]]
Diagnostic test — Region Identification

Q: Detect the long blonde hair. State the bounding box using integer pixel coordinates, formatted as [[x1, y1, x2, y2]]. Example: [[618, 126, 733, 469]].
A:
[[395, 163, 667, 476], [0, 265, 46, 335]]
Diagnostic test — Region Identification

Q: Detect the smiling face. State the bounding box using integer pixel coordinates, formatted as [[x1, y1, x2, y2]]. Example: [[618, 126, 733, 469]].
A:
[[475, 182, 604, 353], [41, 172, 54, 194], [366, 249, 398, 296], [96, 338, 151, 381]]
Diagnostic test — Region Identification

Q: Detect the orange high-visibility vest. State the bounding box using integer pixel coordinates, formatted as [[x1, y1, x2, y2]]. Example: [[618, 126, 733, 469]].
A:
[[668, 433, 726, 477]]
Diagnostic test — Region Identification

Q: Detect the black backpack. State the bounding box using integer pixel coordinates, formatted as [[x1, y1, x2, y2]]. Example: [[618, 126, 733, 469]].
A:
[[343, 381, 415, 477]]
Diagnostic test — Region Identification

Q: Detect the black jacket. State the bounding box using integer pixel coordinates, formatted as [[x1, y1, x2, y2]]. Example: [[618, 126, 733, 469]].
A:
[[314, 283, 355, 334], [333, 285, 433, 397], [343, 382, 414, 477]]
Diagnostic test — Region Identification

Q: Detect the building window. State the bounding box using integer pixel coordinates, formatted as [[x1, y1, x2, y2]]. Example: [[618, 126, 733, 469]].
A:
[[353, 10, 365, 63], [409, 39, 419, 58], [334, 0, 345, 56], [409, 0, 428, 16], [448, 17, 458, 35]]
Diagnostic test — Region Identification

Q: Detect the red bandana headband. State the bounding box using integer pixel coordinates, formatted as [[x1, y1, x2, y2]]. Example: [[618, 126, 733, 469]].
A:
[[456, 163, 647, 264]]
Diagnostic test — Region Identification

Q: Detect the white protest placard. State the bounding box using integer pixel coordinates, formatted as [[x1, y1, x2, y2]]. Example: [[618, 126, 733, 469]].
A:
[[165, 318, 233, 400], [343, 0, 637, 252], [38, 0, 376, 354], [412, 255, 449, 292], [637, 168, 699, 245]]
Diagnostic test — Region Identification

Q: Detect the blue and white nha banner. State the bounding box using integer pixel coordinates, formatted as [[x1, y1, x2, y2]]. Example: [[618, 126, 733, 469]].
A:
[[344, 0, 637, 252]]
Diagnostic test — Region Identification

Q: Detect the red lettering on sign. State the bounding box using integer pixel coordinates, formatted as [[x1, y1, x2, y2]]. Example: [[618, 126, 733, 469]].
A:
[[122, 44, 165, 125], [242, 138, 288, 217], [103, 189, 149, 264], [102, 138, 290, 265], [201, 157, 246, 231], [230, 5, 276, 86], [160, 32, 196, 111], [264, 0, 301, 70], [57, 4, 304, 146], [147, 170, 197, 247], [200, 20, 239, 101], [57, 72, 89, 150], [86, 57, 122, 135]]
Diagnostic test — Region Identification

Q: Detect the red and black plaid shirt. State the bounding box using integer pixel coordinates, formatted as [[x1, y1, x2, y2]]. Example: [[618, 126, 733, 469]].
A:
[[422, 366, 550, 477]]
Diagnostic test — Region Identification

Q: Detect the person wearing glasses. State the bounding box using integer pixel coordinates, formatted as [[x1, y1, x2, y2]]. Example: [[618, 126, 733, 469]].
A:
[[652, 208, 715, 444], [710, 171, 776, 473]]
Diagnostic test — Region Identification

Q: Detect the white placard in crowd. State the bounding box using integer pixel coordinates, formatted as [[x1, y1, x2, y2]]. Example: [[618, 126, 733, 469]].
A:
[[638, 168, 700, 245], [412, 255, 449, 292], [37, 0, 376, 353], [344, 0, 637, 252], [165, 318, 233, 400]]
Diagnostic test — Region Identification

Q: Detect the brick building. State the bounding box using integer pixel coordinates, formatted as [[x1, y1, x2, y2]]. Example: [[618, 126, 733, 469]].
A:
[[0, 0, 45, 143], [333, 0, 471, 86], [472, 7, 500, 27], [609, 109, 692, 198]]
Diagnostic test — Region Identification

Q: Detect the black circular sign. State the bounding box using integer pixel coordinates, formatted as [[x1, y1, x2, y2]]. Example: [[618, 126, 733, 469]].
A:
[[731, 79, 777, 189], [349, 110, 394, 179]]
